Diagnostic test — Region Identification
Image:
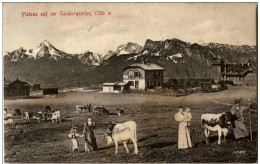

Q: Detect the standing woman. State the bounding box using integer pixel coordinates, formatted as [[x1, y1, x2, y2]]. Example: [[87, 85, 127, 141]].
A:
[[230, 99, 249, 139], [83, 117, 98, 152], [174, 106, 193, 149]]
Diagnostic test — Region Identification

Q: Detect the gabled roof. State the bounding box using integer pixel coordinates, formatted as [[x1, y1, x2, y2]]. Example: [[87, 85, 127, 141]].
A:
[[9, 79, 33, 87], [123, 63, 164, 71]]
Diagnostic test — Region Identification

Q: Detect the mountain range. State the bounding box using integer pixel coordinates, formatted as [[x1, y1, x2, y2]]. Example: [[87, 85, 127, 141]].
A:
[[4, 38, 257, 87]]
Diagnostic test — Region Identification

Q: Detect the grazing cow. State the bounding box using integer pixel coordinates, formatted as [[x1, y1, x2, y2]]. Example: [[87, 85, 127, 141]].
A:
[[4, 113, 14, 126], [51, 111, 61, 123], [116, 108, 125, 117], [76, 105, 87, 114], [34, 112, 44, 123], [105, 121, 138, 154], [93, 106, 109, 115], [201, 112, 236, 144]]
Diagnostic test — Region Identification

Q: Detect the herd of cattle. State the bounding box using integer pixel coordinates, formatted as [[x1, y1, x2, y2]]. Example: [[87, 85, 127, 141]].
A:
[[4, 105, 126, 126], [4, 105, 61, 126], [4, 103, 239, 154]]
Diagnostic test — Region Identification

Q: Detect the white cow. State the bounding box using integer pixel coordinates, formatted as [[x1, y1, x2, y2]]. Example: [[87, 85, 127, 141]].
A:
[[51, 111, 61, 123], [76, 105, 87, 114], [4, 113, 14, 126], [201, 112, 235, 144], [105, 121, 138, 154]]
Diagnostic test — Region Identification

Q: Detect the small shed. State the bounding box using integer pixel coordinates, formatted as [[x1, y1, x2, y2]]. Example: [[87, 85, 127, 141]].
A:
[[117, 82, 130, 92], [102, 82, 130, 93], [102, 83, 117, 93]]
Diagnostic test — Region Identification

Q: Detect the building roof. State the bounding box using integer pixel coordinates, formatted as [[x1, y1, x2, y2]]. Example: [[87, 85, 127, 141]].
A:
[[117, 82, 128, 86], [123, 63, 164, 71], [9, 79, 33, 87], [224, 64, 256, 77], [102, 82, 117, 86]]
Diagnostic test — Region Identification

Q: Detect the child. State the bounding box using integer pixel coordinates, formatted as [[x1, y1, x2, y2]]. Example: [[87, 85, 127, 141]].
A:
[[68, 127, 80, 154], [184, 107, 192, 126]]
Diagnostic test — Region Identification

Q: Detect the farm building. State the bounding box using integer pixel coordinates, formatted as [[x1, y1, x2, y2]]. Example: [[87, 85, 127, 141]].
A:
[[7, 78, 33, 96], [212, 58, 257, 85], [123, 63, 164, 90], [164, 77, 215, 91], [102, 82, 130, 93]]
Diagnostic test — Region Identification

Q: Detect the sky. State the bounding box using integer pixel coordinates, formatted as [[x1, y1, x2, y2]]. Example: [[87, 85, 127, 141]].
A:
[[3, 3, 257, 55]]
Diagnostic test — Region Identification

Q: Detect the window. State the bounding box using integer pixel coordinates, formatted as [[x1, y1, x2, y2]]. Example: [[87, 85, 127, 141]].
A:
[[134, 72, 140, 77], [154, 72, 157, 78]]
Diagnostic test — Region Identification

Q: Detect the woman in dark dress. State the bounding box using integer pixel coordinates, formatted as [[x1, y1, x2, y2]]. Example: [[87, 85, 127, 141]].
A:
[[83, 117, 98, 152]]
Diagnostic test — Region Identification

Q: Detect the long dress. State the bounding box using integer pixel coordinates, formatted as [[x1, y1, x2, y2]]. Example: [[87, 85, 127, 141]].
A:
[[83, 125, 98, 151], [230, 106, 248, 139], [176, 112, 193, 149]]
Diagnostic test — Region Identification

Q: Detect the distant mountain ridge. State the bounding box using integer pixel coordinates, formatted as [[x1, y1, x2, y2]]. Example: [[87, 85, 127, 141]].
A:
[[4, 38, 256, 87]]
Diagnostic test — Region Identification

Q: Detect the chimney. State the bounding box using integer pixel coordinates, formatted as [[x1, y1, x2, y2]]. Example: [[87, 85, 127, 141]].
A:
[[242, 61, 244, 67], [247, 61, 250, 67], [142, 59, 146, 64]]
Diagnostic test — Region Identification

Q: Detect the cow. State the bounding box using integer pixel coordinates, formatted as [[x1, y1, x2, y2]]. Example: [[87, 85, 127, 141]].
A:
[[105, 121, 138, 154], [4, 113, 14, 126], [34, 112, 44, 123], [93, 106, 109, 115], [116, 108, 125, 117], [51, 111, 61, 123], [76, 105, 87, 114], [201, 112, 236, 144], [23, 112, 32, 122]]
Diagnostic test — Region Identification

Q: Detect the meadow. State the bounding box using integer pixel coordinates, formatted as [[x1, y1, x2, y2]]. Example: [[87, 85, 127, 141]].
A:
[[4, 86, 258, 163]]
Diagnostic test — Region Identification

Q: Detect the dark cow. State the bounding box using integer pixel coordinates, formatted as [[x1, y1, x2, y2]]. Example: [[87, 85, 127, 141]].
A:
[[14, 108, 22, 116]]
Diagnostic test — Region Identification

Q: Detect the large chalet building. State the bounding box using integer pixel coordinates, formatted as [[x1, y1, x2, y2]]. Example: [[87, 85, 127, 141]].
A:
[[212, 58, 257, 85], [122, 63, 164, 90]]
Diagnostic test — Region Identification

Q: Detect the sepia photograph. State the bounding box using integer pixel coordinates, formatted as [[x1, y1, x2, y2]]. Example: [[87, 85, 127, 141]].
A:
[[2, 2, 258, 163]]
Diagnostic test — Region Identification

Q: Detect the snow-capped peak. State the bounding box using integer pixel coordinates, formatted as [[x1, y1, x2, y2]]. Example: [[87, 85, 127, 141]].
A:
[[39, 40, 54, 48], [115, 42, 143, 56]]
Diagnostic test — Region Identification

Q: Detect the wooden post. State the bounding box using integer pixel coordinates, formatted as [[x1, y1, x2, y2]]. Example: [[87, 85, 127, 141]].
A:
[[248, 98, 253, 141]]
